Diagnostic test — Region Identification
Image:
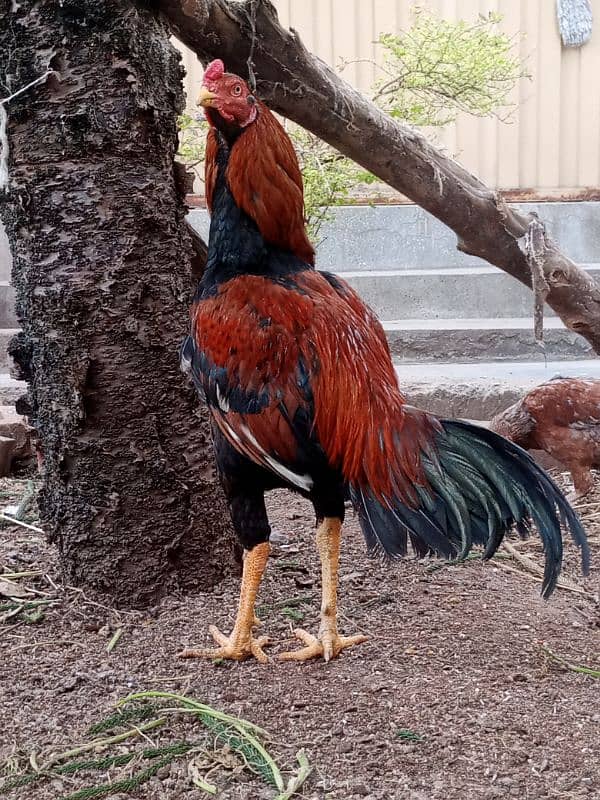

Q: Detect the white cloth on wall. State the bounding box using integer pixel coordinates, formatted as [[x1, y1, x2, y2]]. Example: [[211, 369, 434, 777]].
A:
[[556, 0, 593, 47]]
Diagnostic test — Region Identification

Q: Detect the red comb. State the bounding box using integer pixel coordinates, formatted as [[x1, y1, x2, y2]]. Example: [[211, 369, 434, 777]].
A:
[[204, 59, 225, 81]]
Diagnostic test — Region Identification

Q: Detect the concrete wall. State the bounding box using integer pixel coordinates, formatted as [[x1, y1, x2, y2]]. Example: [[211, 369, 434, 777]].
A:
[[0, 223, 11, 282], [187, 201, 600, 273], [176, 0, 600, 193]]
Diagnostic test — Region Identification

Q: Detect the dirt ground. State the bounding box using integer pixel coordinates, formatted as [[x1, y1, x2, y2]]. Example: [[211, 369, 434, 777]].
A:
[[0, 475, 599, 800]]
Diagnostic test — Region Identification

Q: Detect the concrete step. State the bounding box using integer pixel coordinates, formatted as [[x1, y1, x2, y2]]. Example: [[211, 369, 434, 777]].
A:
[[0, 282, 17, 328], [339, 265, 600, 320], [395, 359, 600, 419], [385, 317, 595, 363]]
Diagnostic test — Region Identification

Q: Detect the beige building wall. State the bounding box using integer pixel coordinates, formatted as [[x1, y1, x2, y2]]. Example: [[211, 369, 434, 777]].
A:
[[176, 0, 600, 193]]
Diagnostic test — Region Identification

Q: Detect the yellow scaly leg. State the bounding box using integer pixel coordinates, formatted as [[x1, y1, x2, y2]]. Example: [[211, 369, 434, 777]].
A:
[[279, 517, 367, 662], [179, 541, 271, 663]]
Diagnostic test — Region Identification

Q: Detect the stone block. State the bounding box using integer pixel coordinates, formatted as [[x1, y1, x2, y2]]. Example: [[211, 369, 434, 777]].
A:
[[0, 405, 34, 461]]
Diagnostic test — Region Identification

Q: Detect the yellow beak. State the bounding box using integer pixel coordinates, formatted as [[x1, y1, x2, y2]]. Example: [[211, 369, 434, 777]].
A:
[[197, 86, 218, 107]]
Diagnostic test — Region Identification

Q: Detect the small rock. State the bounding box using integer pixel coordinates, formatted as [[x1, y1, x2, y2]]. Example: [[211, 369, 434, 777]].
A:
[[0, 405, 34, 465], [58, 675, 81, 693], [511, 673, 529, 682], [270, 527, 289, 544], [0, 436, 16, 476], [294, 575, 314, 588]]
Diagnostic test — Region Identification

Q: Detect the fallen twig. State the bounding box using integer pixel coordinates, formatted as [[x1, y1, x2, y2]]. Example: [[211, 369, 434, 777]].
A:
[[275, 749, 313, 800], [500, 541, 593, 598], [0, 513, 44, 533], [106, 627, 123, 653], [502, 540, 544, 575], [0, 570, 43, 580], [0, 70, 55, 107], [541, 644, 600, 678], [493, 560, 592, 597], [43, 718, 167, 769], [426, 552, 511, 573]]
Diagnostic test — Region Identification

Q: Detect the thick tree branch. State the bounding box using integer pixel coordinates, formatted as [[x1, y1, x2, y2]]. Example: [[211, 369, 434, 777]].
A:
[[157, 0, 600, 353]]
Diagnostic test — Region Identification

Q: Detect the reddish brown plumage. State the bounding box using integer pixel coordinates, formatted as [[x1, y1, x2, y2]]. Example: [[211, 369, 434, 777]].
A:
[[203, 100, 315, 264], [194, 270, 433, 503], [227, 107, 314, 265], [204, 128, 218, 221], [490, 378, 600, 497]]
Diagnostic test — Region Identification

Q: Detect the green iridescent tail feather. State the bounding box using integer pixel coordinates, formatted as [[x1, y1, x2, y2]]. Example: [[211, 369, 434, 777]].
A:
[[351, 419, 590, 598]]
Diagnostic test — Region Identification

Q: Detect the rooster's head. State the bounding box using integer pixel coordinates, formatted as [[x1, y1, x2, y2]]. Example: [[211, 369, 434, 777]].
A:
[[198, 59, 258, 131]]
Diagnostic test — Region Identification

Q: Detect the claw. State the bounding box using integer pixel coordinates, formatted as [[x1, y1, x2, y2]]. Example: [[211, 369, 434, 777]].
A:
[[179, 625, 271, 664], [278, 627, 367, 662]]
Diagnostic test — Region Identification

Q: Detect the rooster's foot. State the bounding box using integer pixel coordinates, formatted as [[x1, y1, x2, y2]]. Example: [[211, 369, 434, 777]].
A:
[[278, 627, 367, 662], [178, 624, 271, 664]]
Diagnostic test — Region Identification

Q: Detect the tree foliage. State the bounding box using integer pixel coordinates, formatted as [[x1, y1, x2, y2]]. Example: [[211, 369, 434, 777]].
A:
[[374, 9, 525, 126], [286, 126, 364, 242]]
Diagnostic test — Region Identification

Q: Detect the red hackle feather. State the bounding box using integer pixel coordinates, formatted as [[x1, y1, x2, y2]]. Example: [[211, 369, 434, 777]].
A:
[[204, 101, 315, 266], [205, 127, 218, 216]]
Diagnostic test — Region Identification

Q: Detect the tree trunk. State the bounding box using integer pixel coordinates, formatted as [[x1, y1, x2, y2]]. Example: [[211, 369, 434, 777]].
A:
[[0, 0, 235, 606], [156, 0, 600, 354]]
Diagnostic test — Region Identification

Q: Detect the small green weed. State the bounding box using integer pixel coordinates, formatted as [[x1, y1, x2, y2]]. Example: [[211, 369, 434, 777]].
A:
[[395, 728, 425, 743]]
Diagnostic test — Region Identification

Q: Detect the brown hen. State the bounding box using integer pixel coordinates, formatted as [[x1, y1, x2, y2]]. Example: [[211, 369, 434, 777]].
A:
[[490, 378, 600, 499]]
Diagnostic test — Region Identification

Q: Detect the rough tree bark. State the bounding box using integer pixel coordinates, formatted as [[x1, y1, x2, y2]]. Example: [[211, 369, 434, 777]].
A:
[[0, 0, 235, 605], [156, 0, 600, 354]]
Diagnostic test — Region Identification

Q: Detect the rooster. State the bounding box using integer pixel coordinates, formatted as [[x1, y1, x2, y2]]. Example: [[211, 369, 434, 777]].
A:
[[490, 378, 600, 499], [179, 59, 589, 664]]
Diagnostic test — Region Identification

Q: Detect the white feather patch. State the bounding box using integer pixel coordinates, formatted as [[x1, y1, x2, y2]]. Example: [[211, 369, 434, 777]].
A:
[[240, 424, 313, 491], [221, 418, 241, 444], [216, 383, 230, 413]]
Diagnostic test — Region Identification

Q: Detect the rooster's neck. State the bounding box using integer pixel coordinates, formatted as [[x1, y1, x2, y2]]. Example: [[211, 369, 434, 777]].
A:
[[199, 135, 310, 296]]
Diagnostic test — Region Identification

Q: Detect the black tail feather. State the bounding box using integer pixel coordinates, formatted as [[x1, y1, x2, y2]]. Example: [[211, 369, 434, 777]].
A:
[[350, 419, 590, 598]]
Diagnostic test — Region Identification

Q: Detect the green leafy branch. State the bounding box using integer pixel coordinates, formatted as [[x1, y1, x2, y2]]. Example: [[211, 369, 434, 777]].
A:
[[373, 9, 526, 126], [0, 693, 312, 799]]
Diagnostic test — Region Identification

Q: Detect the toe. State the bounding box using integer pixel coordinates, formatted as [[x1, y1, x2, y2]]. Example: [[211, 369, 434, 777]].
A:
[[341, 634, 368, 648], [293, 628, 319, 647], [278, 642, 322, 661], [208, 625, 230, 647], [250, 636, 271, 663], [322, 634, 334, 662], [278, 629, 323, 661], [178, 646, 222, 660]]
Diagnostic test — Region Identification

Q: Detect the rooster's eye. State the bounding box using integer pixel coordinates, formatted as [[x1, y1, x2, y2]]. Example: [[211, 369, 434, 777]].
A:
[[232, 85, 242, 96]]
